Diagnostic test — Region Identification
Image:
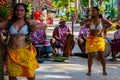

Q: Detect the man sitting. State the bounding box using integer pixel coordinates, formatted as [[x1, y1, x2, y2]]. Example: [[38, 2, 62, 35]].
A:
[[50, 18, 76, 57], [78, 24, 90, 54], [110, 22, 120, 61], [74, 24, 89, 58], [30, 27, 48, 58]]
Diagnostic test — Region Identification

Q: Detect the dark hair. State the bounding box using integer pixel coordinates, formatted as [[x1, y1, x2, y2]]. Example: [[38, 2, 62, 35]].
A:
[[11, 3, 28, 23], [8, 3, 31, 43], [93, 6, 103, 18]]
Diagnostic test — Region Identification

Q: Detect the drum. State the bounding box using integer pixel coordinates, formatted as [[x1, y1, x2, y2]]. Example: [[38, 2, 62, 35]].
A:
[[104, 37, 112, 57], [95, 37, 112, 58]]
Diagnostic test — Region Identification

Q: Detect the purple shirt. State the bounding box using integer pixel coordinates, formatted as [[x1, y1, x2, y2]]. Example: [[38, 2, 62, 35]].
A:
[[78, 24, 89, 39], [114, 29, 120, 39], [30, 29, 46, 45], [57, 25, 69, 51]]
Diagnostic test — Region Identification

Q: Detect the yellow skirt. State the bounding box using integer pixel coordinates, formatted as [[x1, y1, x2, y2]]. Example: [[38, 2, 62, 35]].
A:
[[7, 44, 39, 77], [86, 36, 105, 52]]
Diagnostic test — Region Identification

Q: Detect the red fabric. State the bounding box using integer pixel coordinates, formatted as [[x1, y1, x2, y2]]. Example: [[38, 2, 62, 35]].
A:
[[33, 10, 42, 20], [33, 10, 43, 23], [49, 18, 53, 24], [38, 18, 43, 23]]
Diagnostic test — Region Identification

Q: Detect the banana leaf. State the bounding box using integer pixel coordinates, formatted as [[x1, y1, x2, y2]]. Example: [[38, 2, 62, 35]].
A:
[[52, 56, 68, 62], [110, 7, 117, 20]]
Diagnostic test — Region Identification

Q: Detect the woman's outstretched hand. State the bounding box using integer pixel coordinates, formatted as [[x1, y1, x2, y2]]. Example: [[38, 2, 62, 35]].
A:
[[29, 20, 47, 31], [38, 23, 47, 30]]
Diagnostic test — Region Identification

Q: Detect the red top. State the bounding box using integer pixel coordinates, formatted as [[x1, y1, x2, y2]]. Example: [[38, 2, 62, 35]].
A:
[[33, 10, 42, 20]]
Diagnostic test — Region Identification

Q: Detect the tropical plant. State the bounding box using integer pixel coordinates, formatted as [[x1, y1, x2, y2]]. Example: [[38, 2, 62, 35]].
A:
[[0, 1, 11, 79], [109, 7, 117, 20], [26, 2, 33, 18], [0, 1, 10, 80], [80, 0, 89, 7], [0, 1, 11, 21], [52, 0, 75, 20], [116, 0, 120, 22]]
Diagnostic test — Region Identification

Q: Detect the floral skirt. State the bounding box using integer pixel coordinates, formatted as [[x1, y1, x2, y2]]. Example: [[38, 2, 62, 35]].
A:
[[7, 44, 39, 77], [86, 36, 105, 53]]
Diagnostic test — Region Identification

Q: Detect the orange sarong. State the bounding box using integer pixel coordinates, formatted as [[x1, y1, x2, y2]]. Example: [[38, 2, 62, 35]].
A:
[[86, 36, 105, 53], [7, 44, 39, 77]]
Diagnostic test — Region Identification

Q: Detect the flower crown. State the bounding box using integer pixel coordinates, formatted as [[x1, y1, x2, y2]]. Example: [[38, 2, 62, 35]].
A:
[[98, 5, 105, 15]]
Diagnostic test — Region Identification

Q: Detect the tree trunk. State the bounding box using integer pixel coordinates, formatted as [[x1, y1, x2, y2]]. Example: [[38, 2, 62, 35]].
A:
[[75, 0, 79, 23], [116, 0, 120, 22], [66, 0, 70, 20]]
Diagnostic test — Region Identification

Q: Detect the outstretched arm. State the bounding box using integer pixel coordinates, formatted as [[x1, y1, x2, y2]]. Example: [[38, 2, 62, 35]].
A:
[[0, 17, 11, 29], [29, 20, 47, 31], [80, 18, 92, 26]]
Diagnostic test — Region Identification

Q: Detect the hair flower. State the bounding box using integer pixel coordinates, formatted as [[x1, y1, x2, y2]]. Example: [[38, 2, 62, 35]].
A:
[[98, 5, 105, 14]]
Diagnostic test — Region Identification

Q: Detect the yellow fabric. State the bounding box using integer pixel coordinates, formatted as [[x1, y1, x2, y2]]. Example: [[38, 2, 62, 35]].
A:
[[86, 36, 105, 52], [7, 44, 39, 77]]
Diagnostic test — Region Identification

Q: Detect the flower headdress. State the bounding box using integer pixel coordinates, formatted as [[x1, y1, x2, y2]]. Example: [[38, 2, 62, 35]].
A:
[[98, 5, 105, 15], [25, 3, 33, 43]]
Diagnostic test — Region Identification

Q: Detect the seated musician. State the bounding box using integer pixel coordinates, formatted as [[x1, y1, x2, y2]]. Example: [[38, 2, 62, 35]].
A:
[[50, 18, 76, 57], [110, 22, 120, 61], [78, 24, 90, 54], [30, 29, 47, 45], [30, 25, 48, 57]]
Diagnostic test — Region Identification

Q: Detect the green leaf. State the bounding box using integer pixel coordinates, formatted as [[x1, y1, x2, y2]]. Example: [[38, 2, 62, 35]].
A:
[[110, 7, 117, 19], [0, 2, 11, 20], [53, 0, 58, 3]]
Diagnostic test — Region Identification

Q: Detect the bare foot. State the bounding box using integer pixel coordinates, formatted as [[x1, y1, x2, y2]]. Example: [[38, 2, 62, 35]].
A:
[[86, 72, 91, 76], [103, 72, 107, 76], [52, 49, 56, 56]]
